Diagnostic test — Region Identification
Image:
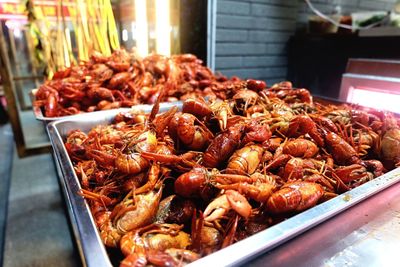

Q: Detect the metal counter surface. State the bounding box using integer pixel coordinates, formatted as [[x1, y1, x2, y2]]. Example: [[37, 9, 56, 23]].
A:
[[249, 181, 400, 267]]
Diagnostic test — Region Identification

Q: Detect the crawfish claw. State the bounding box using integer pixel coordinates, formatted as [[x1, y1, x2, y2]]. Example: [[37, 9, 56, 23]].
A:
[[203, 190, 251, 221], [203, 195, 231, 222], [226, 190, 252, 219]]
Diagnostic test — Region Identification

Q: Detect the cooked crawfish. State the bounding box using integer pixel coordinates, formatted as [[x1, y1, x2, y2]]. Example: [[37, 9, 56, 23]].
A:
[[267, 87, 312, 104], [324, 131, 359, 165], [381, 128, 400, 168], [87, 86, 115, 102], [63, 78, 399, 266], [203, 124, 244, 168], [174, 165, 216, 199], [283, 138, 319, 158], [109, 72, 132, 88], [176, 113, 214, 150], [242, 119, 271, 145], [115, 151, 149, 174], [226, 145, 264, 175], [266, 181, 324, 213], [285, 115, 324, 146], [246, 79, 267, 92], [282, 157, 314, 181], [35, 49, 242, 117], [120, 224, 193, 267], [182, 98, 212, 118], [214, 172, 277, 204], [334, 164, 369, 184], [110, 183, 163, 236], [155, 195, 195, 225]]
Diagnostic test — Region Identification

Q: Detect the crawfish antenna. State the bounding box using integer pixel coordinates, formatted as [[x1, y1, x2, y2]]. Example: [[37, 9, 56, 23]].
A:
[[148, 84, 167, 124], [190, 209, 203, 253]]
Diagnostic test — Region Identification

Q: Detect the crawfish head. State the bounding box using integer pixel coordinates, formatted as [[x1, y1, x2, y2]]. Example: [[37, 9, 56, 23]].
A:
[[381, 128, 400, 169], [151, 106, 179, 137], [177, 113, 213, 151], [87, 87, 115, 102], [246, 79, 267, 92], [286, 115, 324, 147], [65, 142, 86, 158], [283, 138, 319, 158], [182, 98, 212, 118], [324, 132, 359, 165], [145, 230, 191, 252], [203, 124, 244, 168], [361, 160, 384, 177], [174, 166, 209, 198], [311, 115, 338, 133], [282, 157, 305, 181], [226, 145, 264, 175], [115, 152, 149, 174], [109, 72, 132, 88], [120, 224, 192, 266], [113, 186, 163, 234], [243, 121, 271, 145], [233, 89, 259, 103], [334, 164, 368, 184], [198, 226, 222, 252], [155, 195, 195, 224]]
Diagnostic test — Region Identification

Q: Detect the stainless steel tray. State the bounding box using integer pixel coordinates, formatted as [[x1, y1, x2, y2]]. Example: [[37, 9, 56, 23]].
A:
[[47, 107, 400, 267], [31, 88, 183, 122]]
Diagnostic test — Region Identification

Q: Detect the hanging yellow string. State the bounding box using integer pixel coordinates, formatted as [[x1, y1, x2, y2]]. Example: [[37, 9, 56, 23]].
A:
[[66, 2, 83, 63], [64, 28, 75, 66], [61, 1, 76, 66], [79, 0, 91, 44], [27, 0, 120, 73], [75, 0, 90, 60], [91, 0, 108, 54], [99, 0, 111, 55], [105, 0, 120, 50], [76, 23, 84, 60], [32, 4, 56, 78], [86, 0, 100, 53], [55, 0, 65, 69]]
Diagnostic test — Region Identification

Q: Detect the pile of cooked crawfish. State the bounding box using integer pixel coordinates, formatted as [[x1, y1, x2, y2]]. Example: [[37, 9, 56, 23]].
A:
[[34, 49, 243, 117], [65, 81, 400, 267]]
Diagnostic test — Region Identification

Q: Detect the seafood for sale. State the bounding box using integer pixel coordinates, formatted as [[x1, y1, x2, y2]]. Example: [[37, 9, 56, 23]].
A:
[[34, 49, 268, 117], [64, 82, 398, 267]]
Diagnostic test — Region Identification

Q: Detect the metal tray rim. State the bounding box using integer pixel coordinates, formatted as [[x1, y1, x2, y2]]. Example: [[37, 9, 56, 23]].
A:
[[190, 167, 400, 266], [30, 88, 182, 122], [47, 108, 400, 267], [48, 124, 112, 267]]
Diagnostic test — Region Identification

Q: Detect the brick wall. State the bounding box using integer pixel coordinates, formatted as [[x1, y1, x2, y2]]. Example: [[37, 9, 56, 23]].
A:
[[214, 0, 398, 84], [214, 0, 298, 84]]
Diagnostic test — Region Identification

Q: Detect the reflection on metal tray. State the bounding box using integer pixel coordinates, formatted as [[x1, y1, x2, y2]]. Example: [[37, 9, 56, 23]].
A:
[[30, 88, 183, 122], [47, 107, 400, 267]]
